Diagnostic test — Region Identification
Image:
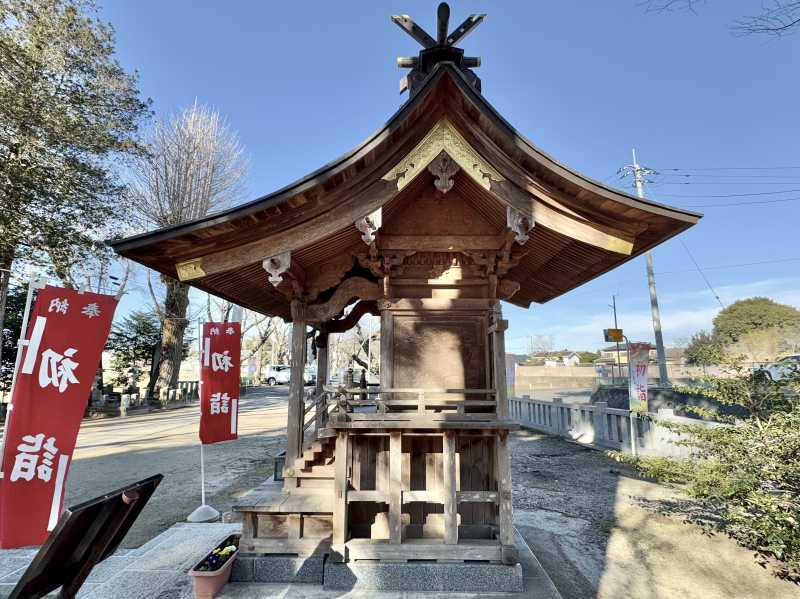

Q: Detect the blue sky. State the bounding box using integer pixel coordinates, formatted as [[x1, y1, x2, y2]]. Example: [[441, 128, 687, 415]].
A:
[[101, 1, 800, 353]]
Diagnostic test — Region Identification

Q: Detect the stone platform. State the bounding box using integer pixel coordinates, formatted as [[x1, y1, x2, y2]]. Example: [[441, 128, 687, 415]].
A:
[[324, 561, 524, 593], [0, 523, 560, 598]]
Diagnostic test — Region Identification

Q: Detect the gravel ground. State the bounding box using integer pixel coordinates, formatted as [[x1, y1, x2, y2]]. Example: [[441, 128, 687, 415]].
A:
[[510, 428, 798, 599]]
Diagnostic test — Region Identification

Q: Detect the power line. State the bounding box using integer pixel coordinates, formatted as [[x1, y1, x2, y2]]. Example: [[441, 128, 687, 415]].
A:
[[650, 181, 800, 185], [679, 239, 725, 310], [654, 166, 800, 171], [656, 256, 800, 275], [683, 196, 800, 208], [653, 189, 800, 198], [656, 174, 800, 179]]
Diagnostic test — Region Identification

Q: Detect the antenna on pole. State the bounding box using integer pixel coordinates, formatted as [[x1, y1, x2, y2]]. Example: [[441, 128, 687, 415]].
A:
[[618, 150, 670, 387]]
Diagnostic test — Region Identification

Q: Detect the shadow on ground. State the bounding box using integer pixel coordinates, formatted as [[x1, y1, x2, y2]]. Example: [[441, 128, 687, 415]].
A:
[[511, 429, 798, 599]]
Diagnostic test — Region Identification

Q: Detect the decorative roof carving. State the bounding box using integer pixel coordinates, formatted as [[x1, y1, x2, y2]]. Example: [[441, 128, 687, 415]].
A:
[[507, 206, 534, 245], [382, 119, 503, 192], [428, 151, 460, 194], [393, 3, 484, 96], [175, 257, 206, 281], [355, 207, 382, 245], [262, 252, 291, 287]]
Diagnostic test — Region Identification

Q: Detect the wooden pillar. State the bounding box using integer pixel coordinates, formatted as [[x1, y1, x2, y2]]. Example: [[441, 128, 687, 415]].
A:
[[493, 303, 509, 419], [495, 431, 517, 564], [315, 331, 329, 436], [285, 302, 307, 488], [389, 431, 403, 544], [332, 430, 350, 561], [315, 332, 328, 393], [379, 305, 393, 413], [442, 431, 458, 545]]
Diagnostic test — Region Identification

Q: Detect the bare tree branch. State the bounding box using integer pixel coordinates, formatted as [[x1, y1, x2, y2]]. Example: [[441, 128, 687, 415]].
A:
[[644, 0, 800, 36], [733, 1, 800, 36], [146, 269, 164, 320], [126, 102, 249, 229], [114, 259, 132, 300]]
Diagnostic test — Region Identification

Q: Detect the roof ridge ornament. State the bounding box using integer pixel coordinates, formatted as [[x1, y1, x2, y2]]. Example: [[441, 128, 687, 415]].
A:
[[392, 2, 485, 96]]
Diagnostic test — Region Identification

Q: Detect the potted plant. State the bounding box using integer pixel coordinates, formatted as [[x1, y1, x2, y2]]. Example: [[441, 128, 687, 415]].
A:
[[188, 534, 240, 599]]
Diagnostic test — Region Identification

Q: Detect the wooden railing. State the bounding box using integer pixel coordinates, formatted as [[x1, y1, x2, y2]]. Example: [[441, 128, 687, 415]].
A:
[[315, 386, 497, 419]]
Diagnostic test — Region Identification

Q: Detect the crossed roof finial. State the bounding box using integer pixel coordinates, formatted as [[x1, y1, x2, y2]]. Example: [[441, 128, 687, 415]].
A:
[[392, 2, 486, 95]]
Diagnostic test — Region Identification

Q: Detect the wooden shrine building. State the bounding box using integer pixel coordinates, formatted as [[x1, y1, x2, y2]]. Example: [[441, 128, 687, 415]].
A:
[[111, 3, 700, 588]]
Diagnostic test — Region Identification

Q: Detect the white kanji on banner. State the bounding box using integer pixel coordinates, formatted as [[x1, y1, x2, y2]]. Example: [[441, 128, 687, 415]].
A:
[[210, 392, 231, 415], [47, 298, 69, 314], [9, 433, 59, 483], [38, 347, 79, 392], [211, 350, 233, 373], [81, 303, 101, 318]]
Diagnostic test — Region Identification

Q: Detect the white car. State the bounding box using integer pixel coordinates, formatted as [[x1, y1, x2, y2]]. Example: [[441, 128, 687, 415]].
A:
[[760, 355, 800, 382], [263, 365, 315, 386]]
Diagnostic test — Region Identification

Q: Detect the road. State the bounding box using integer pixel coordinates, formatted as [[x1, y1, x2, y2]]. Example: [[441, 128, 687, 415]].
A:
[[517, 386, 593, 404], [64, 387, 289, 547]]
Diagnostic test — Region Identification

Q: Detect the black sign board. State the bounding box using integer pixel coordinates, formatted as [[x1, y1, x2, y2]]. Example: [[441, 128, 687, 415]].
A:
[[9, 474, 163, 599]]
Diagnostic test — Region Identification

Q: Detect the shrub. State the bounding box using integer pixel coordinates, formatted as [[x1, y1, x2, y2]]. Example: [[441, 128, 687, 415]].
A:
[[619, 354, 800, 582]]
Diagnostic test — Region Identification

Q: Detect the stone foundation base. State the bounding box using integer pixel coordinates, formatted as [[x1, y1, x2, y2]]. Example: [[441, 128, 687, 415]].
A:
[[322, 561, 525, 592], [231, 554, 325, 584]]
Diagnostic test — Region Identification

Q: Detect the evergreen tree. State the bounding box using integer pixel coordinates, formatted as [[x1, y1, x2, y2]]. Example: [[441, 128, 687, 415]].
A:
[[712, 297, 800, 345], [0, 0, 150, 325], [105, 310, 162, 391]]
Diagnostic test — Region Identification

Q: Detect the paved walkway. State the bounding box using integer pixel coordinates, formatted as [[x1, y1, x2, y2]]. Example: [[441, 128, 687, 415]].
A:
[[63, 387, 289, 546]]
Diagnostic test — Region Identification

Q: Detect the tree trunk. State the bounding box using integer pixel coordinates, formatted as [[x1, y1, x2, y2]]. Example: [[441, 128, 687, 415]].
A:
[[155, 276, 190, 394], [0, 245, 16, 373]]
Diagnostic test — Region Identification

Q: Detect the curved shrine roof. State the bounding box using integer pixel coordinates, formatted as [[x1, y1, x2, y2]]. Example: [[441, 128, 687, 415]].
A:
[[110, 64, 701, 320]]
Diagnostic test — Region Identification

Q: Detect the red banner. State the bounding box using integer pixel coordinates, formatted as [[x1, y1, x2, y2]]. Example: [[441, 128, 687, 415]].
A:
[[0, 285, 117, 548], [199, 322, 240, 444]]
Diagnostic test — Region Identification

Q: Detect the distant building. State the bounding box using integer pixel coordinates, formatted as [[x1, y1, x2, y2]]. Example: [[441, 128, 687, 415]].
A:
[[596, 344, 685, 366], [529, 350, 581, 367], [597, 344, 656, 365]]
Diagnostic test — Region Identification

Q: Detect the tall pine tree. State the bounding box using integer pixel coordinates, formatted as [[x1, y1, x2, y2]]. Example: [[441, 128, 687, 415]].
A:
[[0, 0, 150, 333]]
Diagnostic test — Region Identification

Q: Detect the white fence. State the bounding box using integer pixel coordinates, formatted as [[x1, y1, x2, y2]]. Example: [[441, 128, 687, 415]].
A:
[[508, 396, 724, 458]]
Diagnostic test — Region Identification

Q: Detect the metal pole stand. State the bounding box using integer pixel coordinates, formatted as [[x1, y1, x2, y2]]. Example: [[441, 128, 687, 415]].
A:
[[186, 443, 219, 522]]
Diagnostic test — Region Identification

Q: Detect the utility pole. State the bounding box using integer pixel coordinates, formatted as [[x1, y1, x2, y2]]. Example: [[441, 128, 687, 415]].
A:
[[610, 295, 622, 383], [623, 149, 669, 386]]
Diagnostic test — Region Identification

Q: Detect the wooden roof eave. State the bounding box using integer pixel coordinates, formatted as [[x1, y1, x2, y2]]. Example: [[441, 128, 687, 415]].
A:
[[433, 63, 702, 224], [107, 68, 458, 259]]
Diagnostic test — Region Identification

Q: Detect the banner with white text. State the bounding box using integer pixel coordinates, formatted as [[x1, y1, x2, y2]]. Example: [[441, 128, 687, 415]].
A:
[[0, 286, 117, 548], [199, 322, 241, 444], [627, 343, 650, 413]]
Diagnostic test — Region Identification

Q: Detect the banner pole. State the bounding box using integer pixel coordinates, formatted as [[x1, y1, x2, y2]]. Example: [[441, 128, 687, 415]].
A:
[[200, 442, 206, 506], [187, 318, 219, 522], [625, 338, 638, 457], [0, 275, 45, 479]]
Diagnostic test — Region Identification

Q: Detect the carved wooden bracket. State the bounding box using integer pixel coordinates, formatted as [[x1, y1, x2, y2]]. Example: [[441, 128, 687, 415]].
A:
[[428, 151, 460, 194], [497, 279, 521, 300], [305, 276, 383, 323], [355, 207, 382, 245], [262, 251, 291, 286], [507, 206, 534, 245]]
